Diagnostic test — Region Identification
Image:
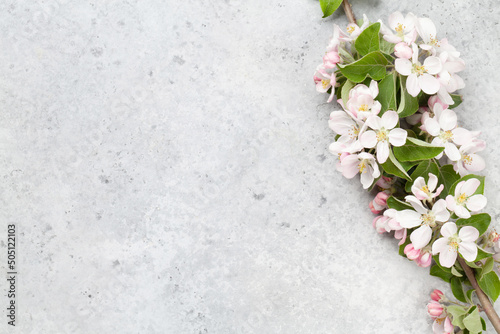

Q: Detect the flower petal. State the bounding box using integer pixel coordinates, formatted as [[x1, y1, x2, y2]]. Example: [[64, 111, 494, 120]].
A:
[[439, 246, 458, 268], [440, 222, 457, 238], [418, 73, 440, 95], [388, 128, 407, 147], [458, 226, 479, 243], [395, 58, 412, 76], [424, 56, 442, 75], [397, 210, 422, 228], [459, 242, 478, 262], [381, 110, 398, 129], [438, 109, 457, 131], [406, 73, 421, 97], [461, 178, 480, 196], [428, 173, 438, 192], [360, 130, 377, 148], [376, 141, 390, 163], [466, 194, 487, 212], [410, 225, 432, 250], [432, 237, 448, 255]]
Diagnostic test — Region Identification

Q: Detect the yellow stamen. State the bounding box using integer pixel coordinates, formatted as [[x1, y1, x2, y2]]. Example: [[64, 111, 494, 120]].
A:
[[439, 130, 453, 142], [358, 160, 367, 173], [321, 79, 330, 90], [457, 193, 468, 204], [413, 63, 427, 76], [358, 104, 368, 112], [347, 26, 355, 34], [395, 23, 404, 32], [376, 130, 388, 142], [421, 185, 430, 195], [421, 213, 435, 227], [462, 154, 473, 165]]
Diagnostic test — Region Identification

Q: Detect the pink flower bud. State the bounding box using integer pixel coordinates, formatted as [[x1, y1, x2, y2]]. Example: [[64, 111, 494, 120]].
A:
[[427, 301, 444, 319], [369, 201, 382, 214], [394, 42, 412, 59], [372, 215, 389, 234], [374, 191, 390, 207], [323, 51, 340, 69], [417, 251, 432, 268], [430, 289, 444, 302], [376, 176, 394, 189], [404, 244, 421, 260]]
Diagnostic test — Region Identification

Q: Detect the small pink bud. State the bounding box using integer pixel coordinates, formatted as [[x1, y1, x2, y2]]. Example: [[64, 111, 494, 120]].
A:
[[427, 301, 444, 319], [369, 201, 382, 214], [404, 244, 421, 260], [394, 42, 413, 59], [323, 51, 340, 69], [374, 191, 390, 207], [430, 289, 444, 302], [417, 251, 432, 268], [376, 176, 394, 189], [372, 215, 389, 234]]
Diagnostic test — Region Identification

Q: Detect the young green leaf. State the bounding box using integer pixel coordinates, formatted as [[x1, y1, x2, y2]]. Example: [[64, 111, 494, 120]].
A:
[[463, 306, 482, 334], [386, 196, 412, 211], [455, 213, 491, 237], [337, 51, 389, 83], [474, 246, 493, 262], [451, 277, 467, 302], [355, 23, 381, 56], [430, 264, 453, 283], [447, 304, 467, 329], [376, 71, 397, 114], [478, 257, 495, 280], [393, 138, 444, 162], [341, 80, 355, 108], [397, 75, 419, 117], [477, 271, 500, 302], [449, 94, 463, 109], [381, 150, 411, 180], [437, 164, 460, 198], [319, 0, 343, 18], [379, 38, 394, 54]]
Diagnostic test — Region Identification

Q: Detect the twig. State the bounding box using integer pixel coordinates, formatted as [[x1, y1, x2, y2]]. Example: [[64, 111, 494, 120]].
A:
[[457, 257, 500, 333], [341, 0, 356, 24]]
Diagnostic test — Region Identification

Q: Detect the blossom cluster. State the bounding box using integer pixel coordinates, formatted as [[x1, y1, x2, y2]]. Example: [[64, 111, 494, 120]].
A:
[[315, 11, 498, 334]]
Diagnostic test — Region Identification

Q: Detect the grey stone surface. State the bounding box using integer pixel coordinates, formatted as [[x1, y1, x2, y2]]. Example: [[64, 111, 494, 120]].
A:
[[0, 0, 499, 333]]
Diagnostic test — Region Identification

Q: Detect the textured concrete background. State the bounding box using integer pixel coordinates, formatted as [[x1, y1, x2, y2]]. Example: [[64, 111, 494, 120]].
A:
[[0, 0, 499, 333]]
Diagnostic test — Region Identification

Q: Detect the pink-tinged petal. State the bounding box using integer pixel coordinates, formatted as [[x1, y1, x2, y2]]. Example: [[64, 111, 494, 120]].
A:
[[466, 194, 487, 212], [416, 17, 436, 43], [419, 44, 432, 51], [419, 73, 440, 95], [405, 195, 427, 214], [444, 317, 454, 333], [372, 162, 380, 179], [381, 110, 399, 129], [461, 178, 480, 196], [395, 58, 412, 76], [411, 225, 432, 250], [458, 226, 479, 242], [371, 101, 382, 115], [396, 210, 422, 228], [340, 155, 360, 179], [454, 180, 465, 196], [459, 242, 478, 262], [451, 128, 472, 146], [376, 141, 390, 163], [396, 229, 408, 245], [394, 42, 413, 59], [388, 128, 407, 147], [438, 109, 457, 131], [439, 246, 458, 268], [434, 184, 444, 198], [455, 205, 471, 219], [440, 222, 457, 238], [433, 199, 450, 222], [328, 111, 355, 135], [437, 86, 455, 105], [365, 115, 382, 130], [424, 56, 442, 75], [403, 12, 416, 31], [411, 177, 426, 199], [424, 118, 440, 136], [388, 11, 404, 30], [406, 73, 421, 97], [465, 154, 486, 172], [428, 173, 438, 191], [444, 143, 460, 161], [360, 130, 377, 148], [432, 237, 448, 255]]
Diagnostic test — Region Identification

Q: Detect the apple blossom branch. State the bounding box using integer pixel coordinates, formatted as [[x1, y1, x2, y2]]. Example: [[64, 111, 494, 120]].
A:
[[341, 0, 356, 24]]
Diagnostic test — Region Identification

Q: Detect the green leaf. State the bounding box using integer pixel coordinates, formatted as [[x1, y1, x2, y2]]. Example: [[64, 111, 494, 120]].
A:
[[451, 277, 467, 302], [376, 72, 397, 114], [449, 94, 463, 109], [477, 271, 500, 302], [463, 306, 482, 334], [451, 266, 463, 277], [319, 0, 343, 18], [381, 150, 411, 181], [379, 38, 394, 54], [393, 138, 445, 162], [341, 80, 355, 109], [447, 304, 467, 329], [397, 75, 420, 117], [456, 214, 491, 237], [405, 160, 440, 192], [430, 264, 453, 283], [449, 174, 485, 197], [474, 246, 493, 262], [355, 23, 381, 56], [479, 257, 495, 280], [386, 196, 412, 211], [466, 289, 475, 303], [437, 164, 460, 199], [337, 51, 389, 83]]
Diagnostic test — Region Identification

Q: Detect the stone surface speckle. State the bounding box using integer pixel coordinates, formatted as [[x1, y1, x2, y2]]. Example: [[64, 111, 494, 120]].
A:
[[0, 0, 499, 333]]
